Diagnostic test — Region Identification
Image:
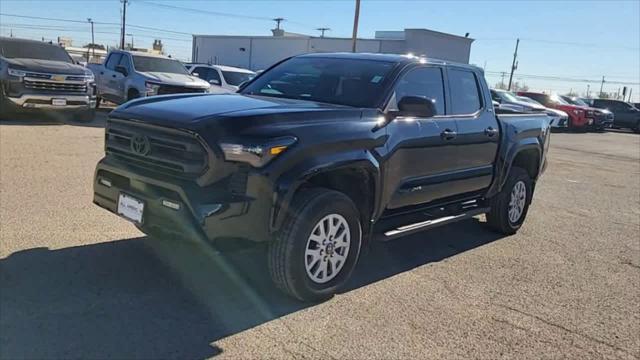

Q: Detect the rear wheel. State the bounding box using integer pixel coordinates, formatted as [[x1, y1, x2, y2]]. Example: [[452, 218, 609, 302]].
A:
[[486, 166, 532, 235], [268, 188, 362, 302]]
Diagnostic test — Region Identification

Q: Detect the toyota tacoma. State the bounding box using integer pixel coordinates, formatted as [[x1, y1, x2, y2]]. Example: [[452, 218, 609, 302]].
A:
[[93, 53, 550, 301]]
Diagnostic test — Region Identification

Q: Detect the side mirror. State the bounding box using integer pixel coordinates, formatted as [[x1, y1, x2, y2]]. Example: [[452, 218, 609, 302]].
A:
[[209, 79, 221, 85], [397, 96, 437, 118], [115, 65, 128, 76], [192, 72, 199, 77], [492, 100, 500, 108]]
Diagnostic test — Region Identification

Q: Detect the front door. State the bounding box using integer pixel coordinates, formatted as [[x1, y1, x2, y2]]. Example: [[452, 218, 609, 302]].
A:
[[446, 67, 499, 194], [383, 65, 460, 210]]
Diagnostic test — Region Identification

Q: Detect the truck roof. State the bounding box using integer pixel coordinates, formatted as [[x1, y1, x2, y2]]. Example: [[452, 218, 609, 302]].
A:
[[296, 52, 480, 71], [110, 49, 172, 59]]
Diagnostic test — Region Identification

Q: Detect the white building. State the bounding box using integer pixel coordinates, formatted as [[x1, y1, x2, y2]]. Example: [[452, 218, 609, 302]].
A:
[[191, 28, 474, 71]]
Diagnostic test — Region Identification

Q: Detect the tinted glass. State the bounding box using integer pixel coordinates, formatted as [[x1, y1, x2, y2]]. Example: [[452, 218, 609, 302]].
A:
[[222, 71, 254, 86], [132, 56, 189, 74], [105, 53, 122, 70], [525, 93, 549, 106], [449, 69, 482, 115], [241, 57, 395, 108], [193, 67, 220, 82], [393, 67, 445, 115], [118, 54, 132, 70], [0, 39, 72, 63]]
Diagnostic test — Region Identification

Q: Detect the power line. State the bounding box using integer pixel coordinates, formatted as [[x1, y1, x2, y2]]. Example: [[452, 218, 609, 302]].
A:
[[136, 1, 273, 21], [475, 37, 639, 51]]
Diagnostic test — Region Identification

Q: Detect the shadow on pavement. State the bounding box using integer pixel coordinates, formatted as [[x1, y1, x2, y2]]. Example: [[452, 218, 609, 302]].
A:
[[0, 108, 110, 128], [0, 218, 503, 359]]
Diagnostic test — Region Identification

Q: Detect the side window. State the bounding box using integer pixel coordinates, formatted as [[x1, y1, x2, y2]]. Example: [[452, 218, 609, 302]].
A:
[[194, 67, 221, 83], [392, 67, 445, 116], [105, 53, 122, 70], [448, 69, 482, 115], [118, 54, 132, 71]]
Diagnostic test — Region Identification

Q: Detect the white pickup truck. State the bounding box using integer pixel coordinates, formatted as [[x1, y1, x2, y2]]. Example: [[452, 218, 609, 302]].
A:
[[87, 50, 214, 106]]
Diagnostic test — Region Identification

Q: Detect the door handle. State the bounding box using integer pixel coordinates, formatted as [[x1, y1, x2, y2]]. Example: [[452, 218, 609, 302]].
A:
[[440, 129, 457, 140], [484, 127, 499, 137], [100, 71, 104, 75], [112, 74, 116, 78]]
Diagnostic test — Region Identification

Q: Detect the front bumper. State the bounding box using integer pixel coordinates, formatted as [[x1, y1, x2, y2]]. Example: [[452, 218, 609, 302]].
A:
[[5, 93, 96, 110], [93, 157, 273, 243]]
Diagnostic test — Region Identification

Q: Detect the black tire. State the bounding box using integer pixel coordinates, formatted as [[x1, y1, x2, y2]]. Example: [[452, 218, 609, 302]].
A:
[[95, 96, 102, 109], [268, 188, 362, 302], [634, 122, 640, 134], [486, 166, 532, 235], [127, 89, 140, 102]]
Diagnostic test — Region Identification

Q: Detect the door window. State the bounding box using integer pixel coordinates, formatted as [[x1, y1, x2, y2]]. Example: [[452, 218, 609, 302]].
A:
[[118, 54, 132, 72], [193, 67, 221, 84], [448, 69, 482, 115], [105, 53, 122, 71], [391, 67, 445, 116]]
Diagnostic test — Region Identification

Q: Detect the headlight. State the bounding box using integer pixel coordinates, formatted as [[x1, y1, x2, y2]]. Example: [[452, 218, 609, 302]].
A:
[[586, 110, 594, 117], [145, 81, 160, 96], [572, 109, 582, 115], [83, 69, 95, 83], [7, 68, 27, 77], [220, 137, 297, 167]]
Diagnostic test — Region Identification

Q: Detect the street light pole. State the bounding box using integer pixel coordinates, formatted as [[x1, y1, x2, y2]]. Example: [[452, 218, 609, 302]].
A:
[[351, 0, 361, 52]]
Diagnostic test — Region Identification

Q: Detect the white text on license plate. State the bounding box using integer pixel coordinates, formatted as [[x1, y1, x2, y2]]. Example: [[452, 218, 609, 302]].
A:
[[117, 193, 144, 224]]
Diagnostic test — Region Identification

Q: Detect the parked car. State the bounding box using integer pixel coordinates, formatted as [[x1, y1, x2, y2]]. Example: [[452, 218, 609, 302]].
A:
[[589, 99, 640, 132], [186, 64, 256, 91], [514, 95, 569, 128], [560, 95, 613, 131], [491, 89, 546, 112], [87, 50, 212, 106], [93, 53, 550, 301], [0, 37, 96, 121], [517, 92, 601, 131]]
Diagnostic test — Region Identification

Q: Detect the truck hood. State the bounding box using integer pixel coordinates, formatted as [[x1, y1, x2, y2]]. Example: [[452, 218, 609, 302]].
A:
[[4, 58, 87, 75], [110, 93, 357, 130], [141, 71, 210, 88]]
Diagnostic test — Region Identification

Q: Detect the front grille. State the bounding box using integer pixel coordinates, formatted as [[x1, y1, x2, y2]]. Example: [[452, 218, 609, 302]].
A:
[[105, 119, 208, 178], [157, 84, 207, 95], [24, 79, 87, 93]]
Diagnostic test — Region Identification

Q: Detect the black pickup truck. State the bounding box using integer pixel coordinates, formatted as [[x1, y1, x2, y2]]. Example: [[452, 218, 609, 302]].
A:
[[94, 53, 550, 301]]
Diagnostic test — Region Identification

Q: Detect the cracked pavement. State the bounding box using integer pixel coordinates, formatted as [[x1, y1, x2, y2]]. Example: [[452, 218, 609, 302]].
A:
[[1, 114, 639, 359]]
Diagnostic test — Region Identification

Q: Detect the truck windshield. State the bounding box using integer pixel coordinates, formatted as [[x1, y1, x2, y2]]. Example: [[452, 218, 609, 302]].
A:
[[498, 91, 520, 103], [0, 40, 72, 63], [222, 71, 254, 86], [132, 56, 189, 74], [241, 57, 395, 107]]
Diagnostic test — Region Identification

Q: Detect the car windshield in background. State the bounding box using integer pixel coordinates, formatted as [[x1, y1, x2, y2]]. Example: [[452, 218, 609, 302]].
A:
[[499, 91, 521, 103], [550, 94, 570, 105], [517, 96, 543, 106], [569, 97, 589, 107], [241, 57, 395, 107], [132, 56, 189, 74], [0, 40, 72, 63], [222, 71, 254, 86]]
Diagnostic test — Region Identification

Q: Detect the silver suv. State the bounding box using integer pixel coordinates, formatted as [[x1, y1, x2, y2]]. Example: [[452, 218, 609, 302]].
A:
[[88, 50, 211, 106]]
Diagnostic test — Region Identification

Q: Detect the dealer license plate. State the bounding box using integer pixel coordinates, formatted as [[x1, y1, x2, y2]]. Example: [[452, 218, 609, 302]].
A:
[[117, 193, 144, 224], [52, 98, 67, 106]]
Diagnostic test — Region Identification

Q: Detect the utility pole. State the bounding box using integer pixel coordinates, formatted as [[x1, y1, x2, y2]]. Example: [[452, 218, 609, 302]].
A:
[[507, 38, 519, 91], [120, 0, 129, 50], [273, 17, 284, 30], [628, 88, 633, 102], [586, 84, 590, 97], [127, 33, 134, 49], [316, 27, 330, 38], [599, 76, 605, 97], [351, 0, 361, 52], [9, 28, 13, 37], [87, 18, 95, 61]]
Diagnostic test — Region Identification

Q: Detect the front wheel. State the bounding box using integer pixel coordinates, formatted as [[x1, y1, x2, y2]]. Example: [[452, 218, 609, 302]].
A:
[[268, 188, 362, 302], [486, 166, 532, 235]]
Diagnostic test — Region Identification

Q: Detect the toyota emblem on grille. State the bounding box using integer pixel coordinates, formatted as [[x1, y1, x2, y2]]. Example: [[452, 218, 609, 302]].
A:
[[131, 135, 151, 156]]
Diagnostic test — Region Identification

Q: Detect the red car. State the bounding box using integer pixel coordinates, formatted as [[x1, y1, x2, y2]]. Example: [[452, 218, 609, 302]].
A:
[[517, 92, 597, 131]]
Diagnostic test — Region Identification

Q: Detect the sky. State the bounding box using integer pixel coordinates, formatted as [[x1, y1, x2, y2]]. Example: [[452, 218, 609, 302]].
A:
[[1, 0, 639, 101]]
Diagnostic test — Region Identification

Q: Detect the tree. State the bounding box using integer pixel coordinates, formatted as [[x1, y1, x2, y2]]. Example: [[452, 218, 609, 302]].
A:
[[494, 82, 507, 90], [565, 90, 578, 97], [511, 81, 529, 92]]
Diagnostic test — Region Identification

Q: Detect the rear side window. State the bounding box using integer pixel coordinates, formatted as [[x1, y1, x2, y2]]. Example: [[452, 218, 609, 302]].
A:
[[193, 66, 221, 83], [105, 54, 122, 70], [448, 69, 482, 115], [393, 67, 445, 115]]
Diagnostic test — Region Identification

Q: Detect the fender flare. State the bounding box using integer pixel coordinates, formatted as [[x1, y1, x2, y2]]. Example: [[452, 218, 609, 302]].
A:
[[270, 150, 382, 234], [489, 138, 542, 197]]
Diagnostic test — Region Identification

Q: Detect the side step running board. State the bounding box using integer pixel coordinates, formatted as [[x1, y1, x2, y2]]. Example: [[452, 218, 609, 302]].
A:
[[380, 207, 489, 240]]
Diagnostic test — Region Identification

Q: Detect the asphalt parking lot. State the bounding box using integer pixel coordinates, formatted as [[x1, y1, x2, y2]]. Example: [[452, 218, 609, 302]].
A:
[[1, 113, 639, 359]]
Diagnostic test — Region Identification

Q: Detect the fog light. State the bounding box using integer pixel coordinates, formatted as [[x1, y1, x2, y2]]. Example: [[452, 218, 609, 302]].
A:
[[99, 178, 112, 187], [588, 119, 594, 125], [162, 200, 180, 210]]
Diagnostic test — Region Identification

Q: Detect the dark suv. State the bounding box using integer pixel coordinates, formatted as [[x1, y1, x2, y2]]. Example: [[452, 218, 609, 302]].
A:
[[0, 37, 96, 121], [589, 99, 640, 132]]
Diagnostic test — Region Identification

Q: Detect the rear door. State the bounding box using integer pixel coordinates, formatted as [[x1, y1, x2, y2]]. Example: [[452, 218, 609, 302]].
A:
[[101, 53, 122, 102], [446, 67, 499, 194], [384, 65, 460, 209]]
